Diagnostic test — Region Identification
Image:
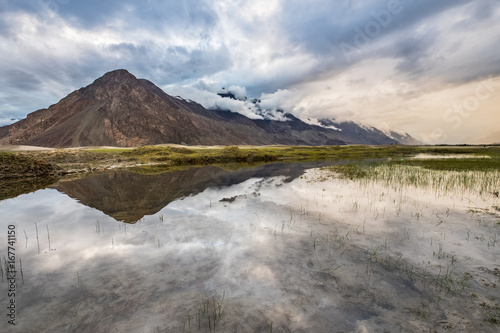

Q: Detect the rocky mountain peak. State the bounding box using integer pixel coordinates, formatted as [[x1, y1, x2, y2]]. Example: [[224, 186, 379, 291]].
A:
[[86, 69, 142, 100], [94, 69, 137, 84], [0, 70, 420, 147]]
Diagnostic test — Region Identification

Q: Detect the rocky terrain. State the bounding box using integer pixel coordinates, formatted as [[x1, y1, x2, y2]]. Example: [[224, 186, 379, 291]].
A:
[[0, 69, 418, 147]]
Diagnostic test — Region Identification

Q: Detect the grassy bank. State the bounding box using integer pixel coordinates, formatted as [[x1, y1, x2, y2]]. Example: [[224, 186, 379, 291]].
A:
[[1, 144, 499, 201], [322, 149, 500, 198], [0, 153, 62, 200], [18, 144, 417, 165], [2, 144, 500, 177], [0, 153, 60, 179]]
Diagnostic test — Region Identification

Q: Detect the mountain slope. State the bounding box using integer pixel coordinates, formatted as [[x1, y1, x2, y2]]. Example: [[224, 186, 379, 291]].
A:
[[471, 130, 500, 145], [315, 119, 425, 145], [0, 69, 416, 147]]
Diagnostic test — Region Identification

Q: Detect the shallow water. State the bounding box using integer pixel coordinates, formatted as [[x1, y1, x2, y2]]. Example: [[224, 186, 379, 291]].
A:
[[1, 163, 499, 332], [411, 153, 491, 159]]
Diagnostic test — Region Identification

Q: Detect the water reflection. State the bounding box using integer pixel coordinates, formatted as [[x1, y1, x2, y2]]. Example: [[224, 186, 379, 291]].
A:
[[1, 162, 498, 332], [50, 161, 336, 223]]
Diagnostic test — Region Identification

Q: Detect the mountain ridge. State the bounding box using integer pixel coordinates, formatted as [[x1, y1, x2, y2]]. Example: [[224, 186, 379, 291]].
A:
[[0, 69, 418, 147]]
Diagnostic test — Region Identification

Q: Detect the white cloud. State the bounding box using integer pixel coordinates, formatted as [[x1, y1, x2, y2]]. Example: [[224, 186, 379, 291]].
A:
[[1, 0, 499, 143], [226, 85, 247, 100], [164, 85, 263, 120], [259, 89, 303, 113]]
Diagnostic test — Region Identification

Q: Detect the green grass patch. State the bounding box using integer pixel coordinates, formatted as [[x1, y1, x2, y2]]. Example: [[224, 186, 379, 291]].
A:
[[395, 158, 500, 171], [6, 145, 500, 178], [0, 152, 60, 179], [120, 145, 279, 165], [322, 164, 368, 180], [322, 157, 500, 197]]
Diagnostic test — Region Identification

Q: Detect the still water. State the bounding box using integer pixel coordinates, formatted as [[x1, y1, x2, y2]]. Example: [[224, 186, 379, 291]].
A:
[[1, 162, 499, 332]]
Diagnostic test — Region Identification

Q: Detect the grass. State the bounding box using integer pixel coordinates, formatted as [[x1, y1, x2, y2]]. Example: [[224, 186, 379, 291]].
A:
[[320, 164, 368, 180], [46, 225, 51, 252], [5, 144, 500, 176], [0, 152, 60, 179], [314, 151, 499, 323], [35, 222, 40, 255], [365, 245, 472, 295], [186, 293, 226, 332], [119, 145, 279, 165], [322, 154, 500, 198], [0, 152, 61, 199], [392, 157, 500, 171], [1, 144, 499, 201]]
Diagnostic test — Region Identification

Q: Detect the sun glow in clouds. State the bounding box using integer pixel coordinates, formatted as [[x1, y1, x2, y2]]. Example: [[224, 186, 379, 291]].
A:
[[0, 0, 499, 143]]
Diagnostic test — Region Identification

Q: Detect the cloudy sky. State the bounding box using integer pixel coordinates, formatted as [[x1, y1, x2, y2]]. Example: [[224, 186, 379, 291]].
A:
[[0, 0, 499, 143]]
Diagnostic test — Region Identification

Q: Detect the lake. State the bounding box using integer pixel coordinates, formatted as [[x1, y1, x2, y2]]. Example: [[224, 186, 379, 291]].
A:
[[1, 161, 499, 332]]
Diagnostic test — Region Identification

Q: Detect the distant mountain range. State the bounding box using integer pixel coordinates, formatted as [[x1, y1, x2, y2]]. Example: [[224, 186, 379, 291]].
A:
[[0, 69, 420, 147], [471, 130, 500, 145]]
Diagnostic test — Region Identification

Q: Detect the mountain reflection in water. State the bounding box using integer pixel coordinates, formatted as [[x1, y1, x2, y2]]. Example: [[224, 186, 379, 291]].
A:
[[51, 161, 337, 223]]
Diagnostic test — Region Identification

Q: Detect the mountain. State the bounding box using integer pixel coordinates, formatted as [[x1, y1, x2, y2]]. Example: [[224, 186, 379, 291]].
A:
[[0, 69, 417, 147], [315, 119, 422, 145], [471, 131, 500, 145], [383, 130, 423, 145]]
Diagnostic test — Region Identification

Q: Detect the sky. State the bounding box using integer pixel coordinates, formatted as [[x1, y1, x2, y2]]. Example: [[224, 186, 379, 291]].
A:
[[0, 0, 499, 144]]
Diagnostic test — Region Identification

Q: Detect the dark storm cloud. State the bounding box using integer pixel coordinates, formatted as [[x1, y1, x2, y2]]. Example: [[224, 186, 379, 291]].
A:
[[103, 42, 232, 85], [3, 69, 42, 90], [277, 0, 475, 82], [41, 0, 219, 32], [0, 0, 499, 137], [392, 33, 437, 77], [3, 0, 495, 92]]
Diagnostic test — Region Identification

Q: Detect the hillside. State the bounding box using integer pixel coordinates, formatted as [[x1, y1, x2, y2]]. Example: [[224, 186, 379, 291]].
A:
[[0, 69, 416, 147]]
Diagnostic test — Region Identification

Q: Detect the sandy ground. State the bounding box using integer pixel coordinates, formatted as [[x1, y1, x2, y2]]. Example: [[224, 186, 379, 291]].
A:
[[0, 145, 56, 151], [0, 144, 293, 151]]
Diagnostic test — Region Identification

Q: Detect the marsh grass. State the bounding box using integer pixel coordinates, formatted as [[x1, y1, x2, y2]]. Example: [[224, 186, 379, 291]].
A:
[[46, 225, 51, 252], [120, 145, 279, 166], [186, 292, 226, 332], [323, 161, 500, 199], [23, 229, 28, 248], [35, 222, 40, 255], [366, 246, 471, 295], [317, 157, 499, 307], [95, 219, 101, 235], [19, 258, 24, 284], [4, 146, 498, 195]]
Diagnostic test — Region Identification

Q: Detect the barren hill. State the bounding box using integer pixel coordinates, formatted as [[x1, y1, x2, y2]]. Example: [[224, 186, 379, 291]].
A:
[[0, 69, 414, 147]]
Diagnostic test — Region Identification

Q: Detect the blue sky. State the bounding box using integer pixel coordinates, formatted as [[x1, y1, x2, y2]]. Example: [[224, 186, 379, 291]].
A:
[[0, 0, 499, 143]]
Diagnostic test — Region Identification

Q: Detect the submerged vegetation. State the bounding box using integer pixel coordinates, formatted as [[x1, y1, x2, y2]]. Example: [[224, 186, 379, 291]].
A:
[[313, 156, 499, 328], [324, 162, 500, 198]]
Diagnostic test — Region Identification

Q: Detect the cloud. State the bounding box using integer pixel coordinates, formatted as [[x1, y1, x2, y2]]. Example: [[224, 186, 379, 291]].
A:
[[165, 84, 303, 122], [259, 89, 304, 113], [0, 0, 499, 143], [225, 86, 247, 100], [164, 85, 263, 120], [2, 69, 42, 90]]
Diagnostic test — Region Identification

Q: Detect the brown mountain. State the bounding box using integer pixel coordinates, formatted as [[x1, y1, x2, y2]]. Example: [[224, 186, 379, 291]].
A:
[[0, 69, 411, 147]]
